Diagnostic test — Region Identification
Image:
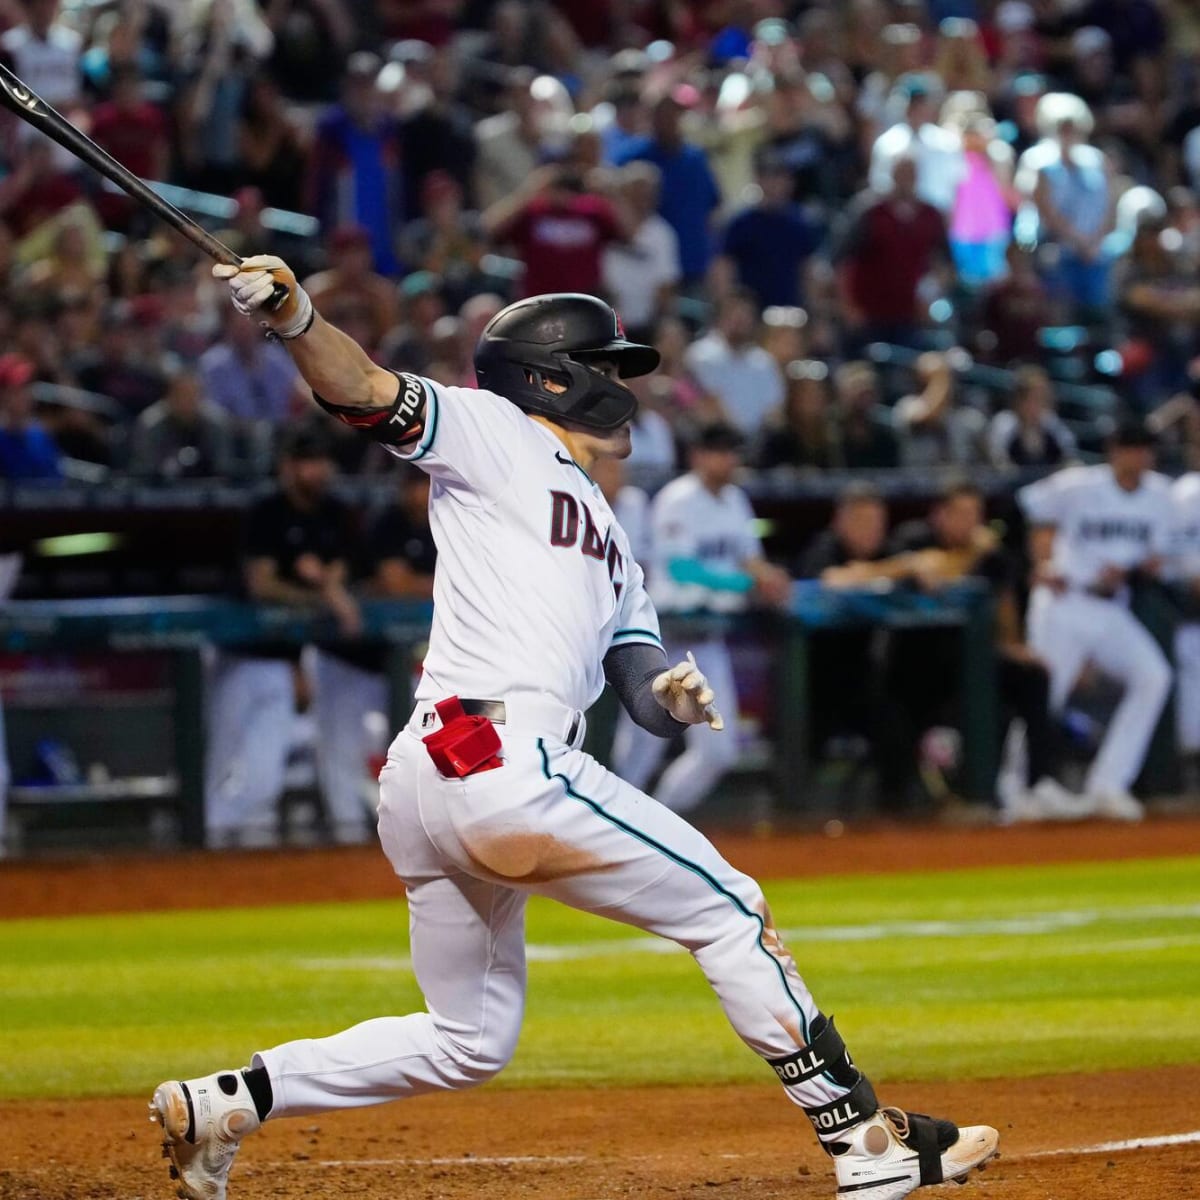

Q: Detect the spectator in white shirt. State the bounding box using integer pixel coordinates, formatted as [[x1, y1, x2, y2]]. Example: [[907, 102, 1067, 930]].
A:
[[684, 288, 785, 437], [474, 68, 549, 211], [1, 1, 82, 110], [869, 73, 964, 214], [2, 0, 83, 170], [602, 162, 681, 339], [987, 364, 1077, 468]]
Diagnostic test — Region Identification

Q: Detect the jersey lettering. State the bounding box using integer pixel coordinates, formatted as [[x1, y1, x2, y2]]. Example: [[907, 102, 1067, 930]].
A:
[[581, 505, 607, 560], [1078, 519, 1150, 542], [549, 490, 579, 547], [696, 535, 742, 560], [547, 490, 628, 599]]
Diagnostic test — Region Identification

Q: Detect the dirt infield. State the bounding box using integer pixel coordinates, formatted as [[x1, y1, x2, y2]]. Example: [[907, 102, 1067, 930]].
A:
[[0, 1067, 1196, 1200], [1, 817, 1197, 1199]]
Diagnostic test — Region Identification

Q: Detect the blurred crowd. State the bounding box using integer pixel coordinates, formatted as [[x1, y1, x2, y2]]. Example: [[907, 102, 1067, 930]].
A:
[[3, 0, 1200, 486]]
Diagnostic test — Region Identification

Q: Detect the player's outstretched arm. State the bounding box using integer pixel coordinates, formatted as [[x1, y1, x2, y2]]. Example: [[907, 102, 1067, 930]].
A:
[[214, 257, 398, 413]]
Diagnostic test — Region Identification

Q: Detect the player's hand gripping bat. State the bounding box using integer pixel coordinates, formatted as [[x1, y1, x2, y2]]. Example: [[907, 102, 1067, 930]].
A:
[[0, 60, 286, 309]]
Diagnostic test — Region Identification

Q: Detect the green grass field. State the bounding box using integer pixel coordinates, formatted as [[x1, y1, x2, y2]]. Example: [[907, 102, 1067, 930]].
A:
[[1, 856, 1197, 1100]]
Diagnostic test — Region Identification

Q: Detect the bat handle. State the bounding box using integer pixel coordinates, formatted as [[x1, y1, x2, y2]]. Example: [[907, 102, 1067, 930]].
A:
[[224, 251, 292, 315]]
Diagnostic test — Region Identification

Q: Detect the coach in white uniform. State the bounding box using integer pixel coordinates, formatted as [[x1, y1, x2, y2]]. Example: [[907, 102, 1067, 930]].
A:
[[151, 260, 997, 1200], [613, 422, 791, 814], [1018, 423, 1173, 820]]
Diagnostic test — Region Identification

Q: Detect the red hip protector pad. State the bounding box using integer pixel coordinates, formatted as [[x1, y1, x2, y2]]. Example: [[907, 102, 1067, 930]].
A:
[[422, 697, 503, 777]]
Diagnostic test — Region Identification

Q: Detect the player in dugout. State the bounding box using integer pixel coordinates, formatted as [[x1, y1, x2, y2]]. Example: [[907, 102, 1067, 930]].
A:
[[150, 255, 999, 1200]]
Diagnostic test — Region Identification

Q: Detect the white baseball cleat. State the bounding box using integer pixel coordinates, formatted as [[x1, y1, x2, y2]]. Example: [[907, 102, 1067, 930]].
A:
[[830, 1107, 999, 1200], [1002, 777, 1091, 824], [149, 1071, 261, 1200], [1088, 790, 1145, 822]]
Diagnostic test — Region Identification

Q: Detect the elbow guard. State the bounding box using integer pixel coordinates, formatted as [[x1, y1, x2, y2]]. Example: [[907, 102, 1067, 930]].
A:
[[313, 371, 427, 448]]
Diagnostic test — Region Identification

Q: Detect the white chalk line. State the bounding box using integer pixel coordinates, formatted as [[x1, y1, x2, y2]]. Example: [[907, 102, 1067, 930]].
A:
[[304, 1155, 586, 1167], [1026, 1129, 1200, 1157], [295, 901, 1200, 973], [264, 1129, 1200, 1170]]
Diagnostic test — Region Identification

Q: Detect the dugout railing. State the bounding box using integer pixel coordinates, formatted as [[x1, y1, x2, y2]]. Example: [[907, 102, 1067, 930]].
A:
[[0, 588, 1009, 851]]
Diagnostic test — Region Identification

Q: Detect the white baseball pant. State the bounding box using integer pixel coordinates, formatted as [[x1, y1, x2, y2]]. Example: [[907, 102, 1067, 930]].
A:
[[204, 652, 295, 843], [254, 701, 845, 1120], [310, 650, 389, 842], [1026, 587, 1171, 794], [611, 638, 739, 814]]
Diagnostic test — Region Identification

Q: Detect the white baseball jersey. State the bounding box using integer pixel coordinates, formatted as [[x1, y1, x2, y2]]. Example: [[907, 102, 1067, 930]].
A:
[[648, 473, 761, 614], [390, 374, 662, 711], [1018, 465, 1174, 595]]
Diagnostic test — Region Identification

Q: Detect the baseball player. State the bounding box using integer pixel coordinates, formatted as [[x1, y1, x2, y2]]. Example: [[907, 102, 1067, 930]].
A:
[[205, 427, 374, 846], [1168, 472, 1200, 764], [0, 551, 16, 853], [151, 256, 998, 1200], [612, 422, 791, 815], [1017, 422, 1173, 821], [0, 645, 8, 855]]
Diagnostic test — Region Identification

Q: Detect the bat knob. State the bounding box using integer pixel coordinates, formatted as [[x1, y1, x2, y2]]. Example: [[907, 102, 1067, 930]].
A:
[[265, 282, 290, 313]]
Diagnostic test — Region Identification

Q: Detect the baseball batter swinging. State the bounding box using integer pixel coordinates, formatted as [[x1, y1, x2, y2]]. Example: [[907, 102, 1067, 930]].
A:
[[150, 257, 998, 1200]]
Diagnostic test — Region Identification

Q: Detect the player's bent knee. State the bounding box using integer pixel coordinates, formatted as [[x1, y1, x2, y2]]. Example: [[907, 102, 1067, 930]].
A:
[[434, 1045, 511, 1088], [431, 1025, 519, 1088]]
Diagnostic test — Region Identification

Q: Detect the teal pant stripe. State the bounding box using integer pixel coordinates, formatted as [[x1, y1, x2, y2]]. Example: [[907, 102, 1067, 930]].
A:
[[536, 737, 809, 1042]]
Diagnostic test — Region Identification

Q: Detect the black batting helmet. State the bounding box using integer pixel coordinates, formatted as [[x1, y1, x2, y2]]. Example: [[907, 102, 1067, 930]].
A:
[[473, 293, 659, 430]]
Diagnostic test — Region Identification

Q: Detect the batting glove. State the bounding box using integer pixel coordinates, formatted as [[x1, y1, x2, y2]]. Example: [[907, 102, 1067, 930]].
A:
[[652, 651, 725, 730], [213, 255, 314, 340]]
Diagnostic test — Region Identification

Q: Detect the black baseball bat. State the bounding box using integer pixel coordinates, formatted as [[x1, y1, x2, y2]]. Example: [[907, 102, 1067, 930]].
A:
[[0, 61, 286, 305]]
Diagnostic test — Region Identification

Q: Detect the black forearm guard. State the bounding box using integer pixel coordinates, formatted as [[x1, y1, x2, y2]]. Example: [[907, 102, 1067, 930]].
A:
[[313, 370, 427, 448], [603, 642, 688, 738]]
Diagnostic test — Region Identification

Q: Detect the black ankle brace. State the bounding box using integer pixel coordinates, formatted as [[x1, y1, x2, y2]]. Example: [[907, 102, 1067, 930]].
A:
[[766, 1013, 860, 1088], [766, 1014, 879, 1142], [802, 1075, 879, 1139]]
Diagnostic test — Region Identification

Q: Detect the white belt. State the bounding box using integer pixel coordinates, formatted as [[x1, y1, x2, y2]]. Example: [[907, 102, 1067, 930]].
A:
[[408, 694, 587, 750]]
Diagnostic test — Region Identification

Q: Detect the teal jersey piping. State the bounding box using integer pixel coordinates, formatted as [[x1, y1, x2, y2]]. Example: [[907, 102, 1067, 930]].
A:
[[535, 737, 810, 1042], [407, 378, 440, 462], [611, 627, 664, 646]]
